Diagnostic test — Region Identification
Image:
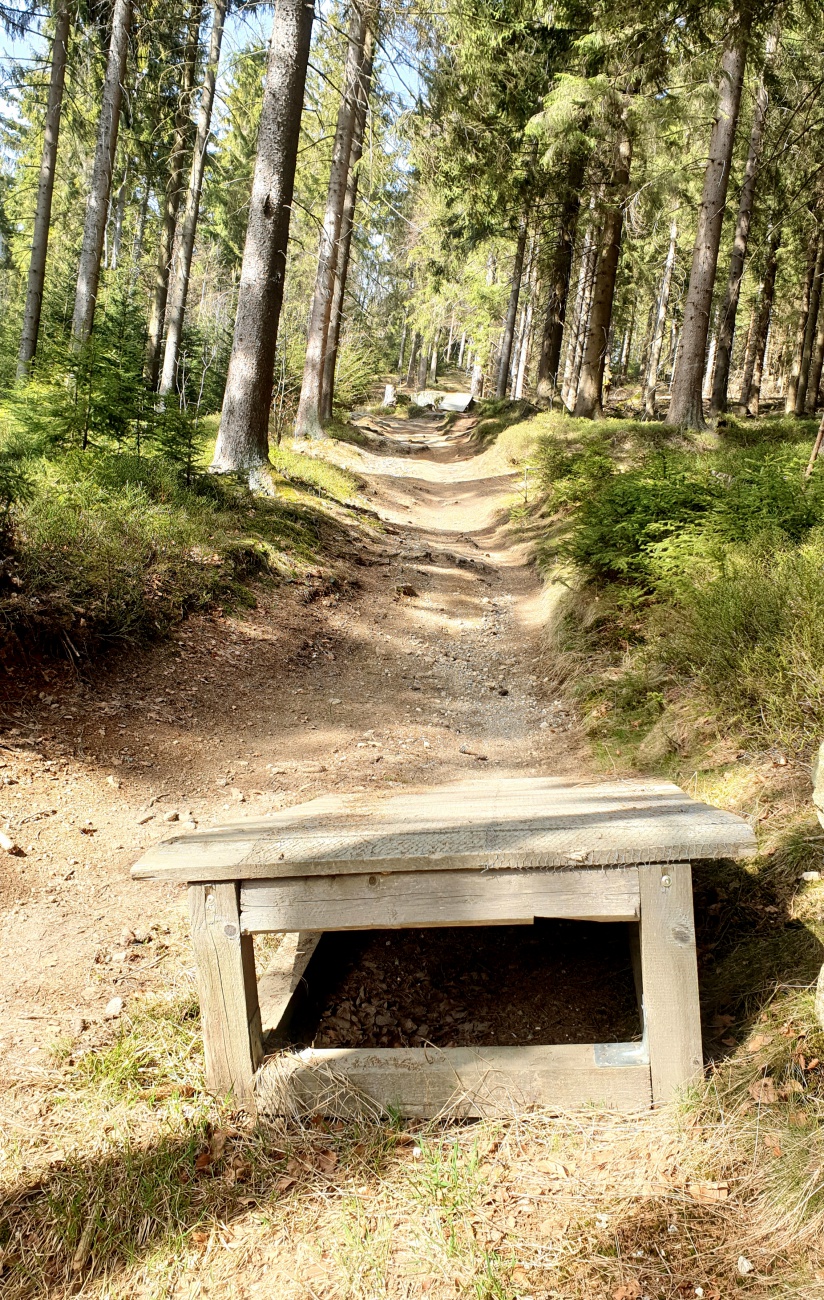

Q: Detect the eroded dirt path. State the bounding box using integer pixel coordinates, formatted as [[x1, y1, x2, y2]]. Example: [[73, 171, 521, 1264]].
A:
[[0, 408, 587, 1101]]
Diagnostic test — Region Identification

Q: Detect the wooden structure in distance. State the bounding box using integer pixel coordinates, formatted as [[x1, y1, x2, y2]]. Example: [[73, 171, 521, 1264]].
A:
[[133, 777, 756, 1116]]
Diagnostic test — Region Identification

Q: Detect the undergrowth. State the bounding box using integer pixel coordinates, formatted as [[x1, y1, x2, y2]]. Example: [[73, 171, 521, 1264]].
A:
[[498, 406, 824, 760], [0, 388, 363, 659]]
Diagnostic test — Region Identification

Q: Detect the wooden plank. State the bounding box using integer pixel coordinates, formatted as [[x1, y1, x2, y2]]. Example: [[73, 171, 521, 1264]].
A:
[[256, 1044, 652, 1118], [132, 776, 757, 883], [188, 883, 263, 1106], [240, 866, 640, 932], [638, 863, 703, 1104], [257, 931, 322, 1041]]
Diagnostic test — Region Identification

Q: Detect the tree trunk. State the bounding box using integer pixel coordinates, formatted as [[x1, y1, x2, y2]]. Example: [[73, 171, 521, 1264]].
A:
[[470, 362, 483, 397], [785, 230, 818, 414], [159, 0, 228, 396], [71, 0, 132, 347], [574, 125, 633, 419], [458, 330, 466, 368], [746, 233, 780, 416], [558, 223, 590, 403], [209, 0, 314, 475], [536, 180, 584, 402], [429, 329, 440, 383], [109, 168, 128, 270], [618, 300, 635, 380], [738, 300, 759, 403], [496, 211, 528, 399], [797, 231, 824, 414], [17, 0, 70, 378], [514, 284, 535, 399], [417, 338, 428, 390], [710, 73, 768, 414], [666, 16, 750, 428], [319, 22, 375, 421], [295, 3, 368, 438], [807, 275, 824, 414], [643, 216, 678, 418], [406, 331, 420, 386], [740, 229, 779, 408], [145, 2, 201, 386], [396, 314, 408, 374]]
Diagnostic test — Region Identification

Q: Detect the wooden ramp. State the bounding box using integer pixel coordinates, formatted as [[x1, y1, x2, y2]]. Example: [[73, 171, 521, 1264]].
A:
[[132, 776, 757, 1116]]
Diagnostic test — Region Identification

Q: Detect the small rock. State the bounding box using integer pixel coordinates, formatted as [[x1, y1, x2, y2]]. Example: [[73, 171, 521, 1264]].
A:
[[737, 1256, 754, 1276], [163, 810, 179, 823], [229, 787, 245, 803], [120, 928, 137, 946], [416, 1023, 430, 1037], [182, 819, 198, 831], [104, 997, 123, 1020], [106, 775, 121, 789], [801, 870, 821, 882], [136, 814, 153, 825], [71, 1016, 89, 1036], [0, 831, 22, 855], [396, 584, 419, 598]]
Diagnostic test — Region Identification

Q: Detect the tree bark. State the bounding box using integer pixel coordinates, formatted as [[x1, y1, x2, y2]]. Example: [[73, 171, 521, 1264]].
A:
[[536, 167, 584, 403], [574, 125, 633, 419], [745, 231, 780, 416], [666, 16, 751, 428], [319, 23, 375, 421], [71, 0, 132, 347], [17, 0, 70, 378], [396, 313, 408, 375], [429, 330, 439, 383], [145, 2, 202, 387], [807, 270, 824, 414], [560, 224, 594, 407], [417, 337, 428, 390], [159, 0, 228, 396], [496, 210, 528, 399], [785, 229, 818, 414], [709, 75, 768, 414], [295, 3, 368, 438], [643, 217, 678, 418], [797, 230, 824, 414], [406, 331, 420, 386], [210, 0, 314, 475]]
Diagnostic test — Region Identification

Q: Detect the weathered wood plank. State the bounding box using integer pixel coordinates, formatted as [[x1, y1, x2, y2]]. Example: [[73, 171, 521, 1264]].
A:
[[132, 776, 757, 883], [240, 867, 640, 931], [638, 863, 703, 1104], [257, 931, 321, 1040], [188, 883, 263, 1106], [256, 1043, 652, 1118]]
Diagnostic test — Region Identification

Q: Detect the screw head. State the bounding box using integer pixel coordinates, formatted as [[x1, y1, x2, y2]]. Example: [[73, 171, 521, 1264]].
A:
[[661, 874, 672, 888]]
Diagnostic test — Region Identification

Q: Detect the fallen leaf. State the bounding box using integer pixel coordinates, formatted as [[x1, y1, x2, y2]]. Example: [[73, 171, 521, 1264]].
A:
[[779, 1080, 804, 1097], [738, 1255, 754, 1276], [747, 1034, 774, 1053], [512, 1265, 529, 1287], [535, 1158, 570, 1178], [687, 1181, 729, 1203], [612, 1282, 642, 1300], [275, 1176, 296, 1194], [749, 1078, 777, 1105], [807, 1058, 820, 1071]]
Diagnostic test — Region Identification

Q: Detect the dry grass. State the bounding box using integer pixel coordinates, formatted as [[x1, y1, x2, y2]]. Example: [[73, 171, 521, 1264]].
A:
[[3, 953, 824, 1299]]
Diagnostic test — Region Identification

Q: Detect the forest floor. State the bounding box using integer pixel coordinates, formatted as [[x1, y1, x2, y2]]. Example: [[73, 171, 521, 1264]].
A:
[[1, 403, 823, 1298]]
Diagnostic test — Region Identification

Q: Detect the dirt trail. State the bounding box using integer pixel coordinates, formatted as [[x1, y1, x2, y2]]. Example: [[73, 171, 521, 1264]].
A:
[[0, 406, 588, 1094]]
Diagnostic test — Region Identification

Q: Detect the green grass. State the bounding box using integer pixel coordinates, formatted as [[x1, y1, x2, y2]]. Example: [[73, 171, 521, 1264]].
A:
[[0, 432, 362, 658]]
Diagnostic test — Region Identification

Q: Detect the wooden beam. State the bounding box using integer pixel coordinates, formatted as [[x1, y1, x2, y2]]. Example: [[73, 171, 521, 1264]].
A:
[[638, 863, 703, 1104], [256, 1043, 652, 1118], [240, 866, 640, 932], [188, 883, 263, 1107], [257, 931, 322, 1042]]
